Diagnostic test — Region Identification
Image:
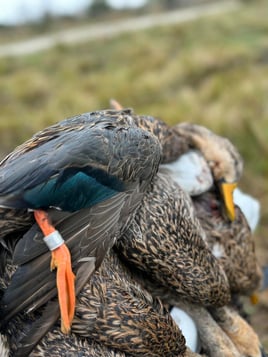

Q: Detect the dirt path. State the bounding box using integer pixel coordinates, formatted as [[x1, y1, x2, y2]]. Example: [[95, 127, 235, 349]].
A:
[[0, 1, 240, 58]]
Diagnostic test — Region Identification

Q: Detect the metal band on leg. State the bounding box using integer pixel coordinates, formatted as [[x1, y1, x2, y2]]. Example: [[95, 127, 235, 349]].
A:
[[43, 230, 64, 251]]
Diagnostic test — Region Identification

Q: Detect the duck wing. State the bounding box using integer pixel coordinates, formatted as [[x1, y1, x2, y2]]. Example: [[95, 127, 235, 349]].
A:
[[0, 110, 160, 211], [9, 257, 96, 357], [0, 192, 122, 323]]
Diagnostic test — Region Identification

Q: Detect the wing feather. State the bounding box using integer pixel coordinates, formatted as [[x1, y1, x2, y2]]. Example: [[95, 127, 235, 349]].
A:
[[12, 259, 96, 357], [0, 190, 138, 329]]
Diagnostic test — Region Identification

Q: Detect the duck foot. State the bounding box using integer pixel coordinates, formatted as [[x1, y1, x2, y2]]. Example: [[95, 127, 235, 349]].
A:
[[34, 210, 76, 334]]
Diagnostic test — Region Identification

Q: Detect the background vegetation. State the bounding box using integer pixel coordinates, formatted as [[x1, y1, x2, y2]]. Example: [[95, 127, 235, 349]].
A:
[[0, 0, 267, 348]]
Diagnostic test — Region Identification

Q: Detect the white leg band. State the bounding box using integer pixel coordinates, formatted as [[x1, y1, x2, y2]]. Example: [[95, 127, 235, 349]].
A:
[[43, 230, 64, 251]]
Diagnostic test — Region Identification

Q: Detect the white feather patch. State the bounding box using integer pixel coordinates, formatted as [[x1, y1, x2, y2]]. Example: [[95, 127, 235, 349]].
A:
[[233, 188, 260, 232], [170, 306, 200, 353], [161, 150, 213, 196], [212, 243, 225, 258]]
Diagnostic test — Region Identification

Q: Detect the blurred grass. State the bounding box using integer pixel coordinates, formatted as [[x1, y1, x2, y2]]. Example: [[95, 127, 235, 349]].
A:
[[0, 1, 268, 346]]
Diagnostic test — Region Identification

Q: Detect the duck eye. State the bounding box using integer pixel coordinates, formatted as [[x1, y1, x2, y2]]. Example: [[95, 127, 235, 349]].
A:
[[218, 177, 225, 184]]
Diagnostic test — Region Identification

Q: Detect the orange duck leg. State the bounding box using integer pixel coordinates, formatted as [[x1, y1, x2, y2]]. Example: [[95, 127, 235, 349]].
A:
[[34, 210, 76, 334]]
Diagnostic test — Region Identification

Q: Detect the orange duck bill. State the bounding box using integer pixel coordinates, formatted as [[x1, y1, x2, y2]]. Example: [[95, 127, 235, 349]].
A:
[[34, 210, 76, 334], [219, 181, 237, 221]]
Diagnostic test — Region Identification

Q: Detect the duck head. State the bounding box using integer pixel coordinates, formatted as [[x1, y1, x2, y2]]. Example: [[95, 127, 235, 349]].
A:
[[174, 123, 243, 221]]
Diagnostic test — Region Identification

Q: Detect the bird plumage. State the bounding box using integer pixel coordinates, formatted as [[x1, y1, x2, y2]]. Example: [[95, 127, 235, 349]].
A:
[[116, 171, 230, 307], [0, 109, 162, 353], [3, 249, 187, 357], [0, 110, 160, 211], [130, 113, 261, 296], [192, 190, 262, 295], [0, 105, 264, 356], [173, 122, 243, 184], [72, 250, 186, 357], [31, 331, 127, 357], [108, 108, 264, 356]]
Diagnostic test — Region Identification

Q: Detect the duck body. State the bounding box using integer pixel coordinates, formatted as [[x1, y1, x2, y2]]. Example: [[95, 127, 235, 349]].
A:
[[145, 116, 261, 296], [113, 169, 264, 356], [0, 109, 162, 351], [109, 104, 264, 355], [72, 250, 186, 357], [116, 171, 230, 307], [161, 148, 262, 296]]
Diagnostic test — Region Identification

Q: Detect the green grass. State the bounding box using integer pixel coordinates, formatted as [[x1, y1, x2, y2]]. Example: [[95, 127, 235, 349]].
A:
[[0, 0, 268, 347]]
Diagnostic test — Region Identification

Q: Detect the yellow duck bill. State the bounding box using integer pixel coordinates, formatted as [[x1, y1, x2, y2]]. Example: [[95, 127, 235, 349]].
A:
[[220, 181, 237, 221]]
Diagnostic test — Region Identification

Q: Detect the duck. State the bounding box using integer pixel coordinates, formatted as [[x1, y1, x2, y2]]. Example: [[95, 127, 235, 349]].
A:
[[110, 100, 262, 297], [110, 101, 264, 354], [109, 105, 234, 306], [0, 109, 161, 347], [113, 169, 263, 356], [158, 139, 262, 295], [160, 142, 262, 295], [164, 123, 262, 295]]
